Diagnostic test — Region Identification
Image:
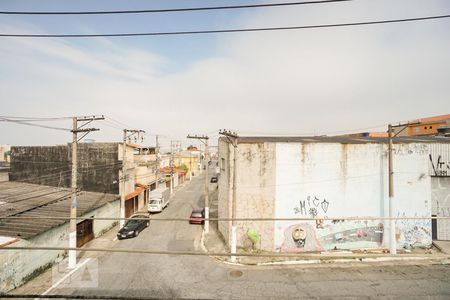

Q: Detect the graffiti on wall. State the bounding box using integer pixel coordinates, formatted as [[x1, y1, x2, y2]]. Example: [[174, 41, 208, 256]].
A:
[[293, 196, 329, 217], [396, 212, 432, 247], [429, 154, 450, 177], [392, 144, 428, 156], [319, 221, 384, 247], [279, 220, 384, 252], [280, 223, 323, 252]]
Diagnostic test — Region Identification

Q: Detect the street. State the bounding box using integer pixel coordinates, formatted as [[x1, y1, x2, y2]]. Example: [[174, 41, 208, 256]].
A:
[[9, 171, 450, 299]]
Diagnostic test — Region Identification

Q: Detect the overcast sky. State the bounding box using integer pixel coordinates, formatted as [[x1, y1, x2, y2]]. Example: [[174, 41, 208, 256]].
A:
[[0, 0, 449, 147]]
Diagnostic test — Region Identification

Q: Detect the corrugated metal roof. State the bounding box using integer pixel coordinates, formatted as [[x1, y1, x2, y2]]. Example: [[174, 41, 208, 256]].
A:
[[0, 182, 119, 239], [219, 136, 450, 144]]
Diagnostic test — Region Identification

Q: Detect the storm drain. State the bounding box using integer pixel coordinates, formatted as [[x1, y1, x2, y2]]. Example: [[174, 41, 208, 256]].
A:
[[229, 270, 243, 278]]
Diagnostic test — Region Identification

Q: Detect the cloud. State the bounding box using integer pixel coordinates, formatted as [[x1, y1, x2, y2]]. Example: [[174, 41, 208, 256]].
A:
[[0, 0, 449, 145]]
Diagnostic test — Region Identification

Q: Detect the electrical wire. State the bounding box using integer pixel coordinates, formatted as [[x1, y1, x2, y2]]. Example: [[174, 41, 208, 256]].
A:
[[0, 117, 71, 131], [0, 246, 440, 258], [1, 15, 449, 38], [0, 0, 352, 15]]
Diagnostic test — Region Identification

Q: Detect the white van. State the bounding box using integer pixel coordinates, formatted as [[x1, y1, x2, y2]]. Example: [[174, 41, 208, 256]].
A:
[[148, 187, 170, 213]]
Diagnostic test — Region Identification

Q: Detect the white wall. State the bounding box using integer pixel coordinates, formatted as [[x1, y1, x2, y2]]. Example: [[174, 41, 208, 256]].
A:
[[432, 177, 450, 240], [0, 199, 119, 293], [274, 142, 431, 251]]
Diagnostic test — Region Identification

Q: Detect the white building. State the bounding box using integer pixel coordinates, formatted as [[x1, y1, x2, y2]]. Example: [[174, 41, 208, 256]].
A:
[[218, 136, 450, 252]]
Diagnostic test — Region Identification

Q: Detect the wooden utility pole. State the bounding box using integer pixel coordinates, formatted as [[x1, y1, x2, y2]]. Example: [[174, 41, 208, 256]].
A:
[[120, 129, 145, 228], [69, 115, 104, 269], [187, 134, 209, 233], [219, 129, 238, 262]]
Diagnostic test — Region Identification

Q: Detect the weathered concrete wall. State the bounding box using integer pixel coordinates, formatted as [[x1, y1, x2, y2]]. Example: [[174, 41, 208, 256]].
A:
[[275, 142, 431, 252], [10, 143, 121, 194], [218, 139, 231, 245], [219, 140, 434, 252], [432, 177, 450, 240], [235, 142, 276, 250], [218, 140, 277, 250], [0, 199, 119, 293]]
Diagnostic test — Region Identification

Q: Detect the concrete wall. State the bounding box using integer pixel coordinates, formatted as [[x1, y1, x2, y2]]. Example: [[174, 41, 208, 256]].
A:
[[218, 140, 433, 252], [0, 199, 119, 293], [432, 177, 450, 240], [218, 140, 232, 246], [275, 142, 431, 252], [10, 143, 121, 194]]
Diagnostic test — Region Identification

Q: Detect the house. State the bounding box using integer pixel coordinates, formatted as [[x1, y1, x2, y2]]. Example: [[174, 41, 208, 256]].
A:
[[9, 142, 155, 219], [392, 114, 450, 137], [159, 167, 187, 189], [0, 182, 119, 292], [0, 144, 10, 162], [218, 136, 450, 253], [174, 150, 201, 177]]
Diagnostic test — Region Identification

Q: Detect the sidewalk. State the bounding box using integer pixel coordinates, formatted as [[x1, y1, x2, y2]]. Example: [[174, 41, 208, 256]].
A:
[[203, 225, 450, 266]]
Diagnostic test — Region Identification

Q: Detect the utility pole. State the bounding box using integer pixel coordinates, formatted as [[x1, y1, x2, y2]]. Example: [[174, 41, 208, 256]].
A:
[[387, 121, 419, 255], [69, 115, 104, 269], [187, 134, 209, 233], [155, 135, 160, 188], [219, 129, 238, 262], [388, 124, 396, 255], [120, 129, 145, 228]]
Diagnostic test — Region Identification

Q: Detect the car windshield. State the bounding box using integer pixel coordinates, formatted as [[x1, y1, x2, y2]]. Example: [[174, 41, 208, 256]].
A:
[[150, 200, 160, 204], [124, 220, 140, 227]]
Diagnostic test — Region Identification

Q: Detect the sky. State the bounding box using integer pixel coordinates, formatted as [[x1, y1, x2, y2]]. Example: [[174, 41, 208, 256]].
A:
[[0, 0, 449, 148]]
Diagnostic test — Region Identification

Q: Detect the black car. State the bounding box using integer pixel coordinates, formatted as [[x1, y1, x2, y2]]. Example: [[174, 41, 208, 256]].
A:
[[210, 176, 218, 183], [117, 214, 150, 240]]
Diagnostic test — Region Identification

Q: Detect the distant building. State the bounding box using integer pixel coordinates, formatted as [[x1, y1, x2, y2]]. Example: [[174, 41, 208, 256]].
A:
[[392, 114, 450, 137], [218, 136, 450, 253], [9, 142, 156, 218], [346, 132, 388, 138], [0, 144, 11, 162]]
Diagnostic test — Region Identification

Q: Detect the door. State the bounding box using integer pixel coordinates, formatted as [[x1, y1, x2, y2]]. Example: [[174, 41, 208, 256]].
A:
[[77, 219, 94, 247], [125, 198, 134, 218]]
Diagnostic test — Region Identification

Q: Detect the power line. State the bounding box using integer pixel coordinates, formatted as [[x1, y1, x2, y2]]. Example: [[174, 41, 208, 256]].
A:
[[0, 115, 72, 121], [0, 0, 352, 15], [0, 14, 449, 38], [0, 117, 71, 131]]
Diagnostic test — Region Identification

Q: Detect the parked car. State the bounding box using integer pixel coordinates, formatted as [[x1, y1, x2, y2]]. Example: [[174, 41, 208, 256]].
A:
[[117, 214, 150, 239], [210, 176, 218, 183], [189, 208, 205, 225]]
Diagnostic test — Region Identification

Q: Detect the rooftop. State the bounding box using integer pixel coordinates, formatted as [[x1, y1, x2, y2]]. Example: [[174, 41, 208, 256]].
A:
[[0, 182, 119, 239], [220, 136, 450, 144]]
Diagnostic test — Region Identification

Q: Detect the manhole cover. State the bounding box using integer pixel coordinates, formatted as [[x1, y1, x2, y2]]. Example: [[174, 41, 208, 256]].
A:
[[229, 270, 243, 278]]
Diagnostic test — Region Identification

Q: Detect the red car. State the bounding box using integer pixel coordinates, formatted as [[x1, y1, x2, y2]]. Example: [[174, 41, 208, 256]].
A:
[[189, 208, 205, 225]]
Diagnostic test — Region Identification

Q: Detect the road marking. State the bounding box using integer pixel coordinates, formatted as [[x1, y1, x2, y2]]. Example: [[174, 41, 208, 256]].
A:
[[38, 258, 91, 298], [113, 237, 118, 241]]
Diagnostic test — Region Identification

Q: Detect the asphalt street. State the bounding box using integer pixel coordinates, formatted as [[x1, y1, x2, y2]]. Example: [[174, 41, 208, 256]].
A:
[[8, 170, 450, 299]]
